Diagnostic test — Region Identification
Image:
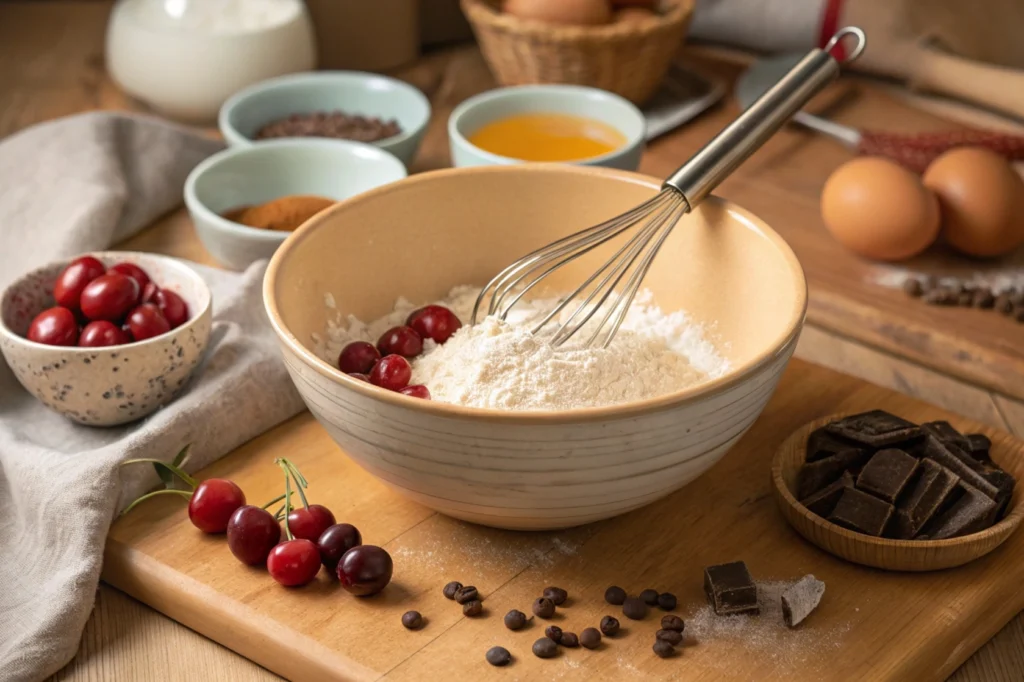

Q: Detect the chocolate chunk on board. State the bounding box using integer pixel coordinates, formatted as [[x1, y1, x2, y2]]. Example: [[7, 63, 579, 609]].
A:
[[798, 448, 871, 499], [800, 470, 854, 517], [890, 459, 960, 539], [828, 487, 894, 536], [856, 449, 919, 503], [704, 561, 759, 616], [966, 433, 992, 462], [781, 575, 826, 628], [921, 483, 997, 539], [806, 427, 863, 462], [919, 436, 1000, 500], [921, 421, 971, 452], [825, 410, 924, 449]]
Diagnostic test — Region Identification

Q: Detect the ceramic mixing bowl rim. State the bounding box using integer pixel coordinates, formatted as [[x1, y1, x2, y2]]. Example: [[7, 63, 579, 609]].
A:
[[0, 250, 213, 353], [184, 138, 409, 244], [218, 70, 432, 148], [447, 84, 647, 166], [263, 164, 808, 424]]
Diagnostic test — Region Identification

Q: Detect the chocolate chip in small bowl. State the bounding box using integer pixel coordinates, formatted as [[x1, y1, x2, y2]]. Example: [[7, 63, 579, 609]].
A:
[[254, 111, 403, 144]]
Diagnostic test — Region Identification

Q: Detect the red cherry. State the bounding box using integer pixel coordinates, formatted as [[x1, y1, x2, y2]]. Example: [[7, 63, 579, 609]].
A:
[[369, 355, 411, 391], [377, 325, 423, 358], [227, 505, 282, 566], [317, 523, 362, 572], [337, 545, 393, 596], [53, 256, 105, 312], [399, 385, 431, 400], [338, 341, 380, 374], [406, 305, 462, 344], [79, 320, 131, 347], [80, 273, 140, 322], [126, 303, 171, 341], [286, 504, 336, 542], [109, 262, 152, 294], [154, 289, 189, 328], [27, 306, 79, 346], [348, 373, 370, 382], [187, 479, 246, 533], [267, 539, 321, 586], [140, 281, 160, 304]]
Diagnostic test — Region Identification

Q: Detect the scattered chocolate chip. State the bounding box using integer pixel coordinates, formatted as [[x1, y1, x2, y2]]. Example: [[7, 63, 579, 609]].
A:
[[957, 291, 974, 306], [600, 615, 620, 636], [580, 627, 602, 649], [622, 596, 648, 620], [504, 609, 528, 630], [1015, 307, 1024, 323], [903, 279, 924, 297], [657, 592, 677, 611], [532, 597, 555, 619], [661, 614, 685, 632], [532, 637, 559, 658], [656, 629, 683, 645], [401, 611, 423, 629], [604, 585, 627, 605], [454, 585, 479, 604], [996, 294, 1014, 314], [560, 631, 579, 648], [544, 625, 563, 643], [543, 586, 568, 605], [653, 640, 677, 658], [973, 288, 995, 309], [639, 589, 659, 606], [486, 646, 512, 667], [463, 600, 483, 617], [442, 581, 462, 600]]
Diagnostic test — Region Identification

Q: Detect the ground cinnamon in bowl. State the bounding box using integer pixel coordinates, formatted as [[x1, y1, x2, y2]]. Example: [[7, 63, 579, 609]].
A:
[[223, 195, 336, 232]]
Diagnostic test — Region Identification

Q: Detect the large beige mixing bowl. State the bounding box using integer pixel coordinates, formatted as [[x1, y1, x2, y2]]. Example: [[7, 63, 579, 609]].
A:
[[264, 165, 806, 530]]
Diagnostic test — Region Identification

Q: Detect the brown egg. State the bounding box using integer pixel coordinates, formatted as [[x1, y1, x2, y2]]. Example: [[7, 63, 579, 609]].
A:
[[615, 7, 658, 23], [503, 0, 613, 26], [820, 157, 940, 261], [922, 146, 1024, 258]]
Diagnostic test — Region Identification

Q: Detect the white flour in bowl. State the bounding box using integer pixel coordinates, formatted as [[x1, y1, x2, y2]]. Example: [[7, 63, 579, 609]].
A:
[[316, 285, 729, 411]]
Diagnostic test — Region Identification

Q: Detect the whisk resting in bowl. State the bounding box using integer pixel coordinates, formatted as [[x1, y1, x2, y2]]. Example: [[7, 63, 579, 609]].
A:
[[473, 27, 867, 349]]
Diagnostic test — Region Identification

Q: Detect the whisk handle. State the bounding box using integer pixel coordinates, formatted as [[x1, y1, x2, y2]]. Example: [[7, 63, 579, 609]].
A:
[[663, 27, 867, 208]]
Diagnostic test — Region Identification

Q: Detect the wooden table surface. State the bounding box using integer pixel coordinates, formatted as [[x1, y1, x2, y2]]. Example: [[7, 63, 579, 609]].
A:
[[1, 2, 1021, 681]]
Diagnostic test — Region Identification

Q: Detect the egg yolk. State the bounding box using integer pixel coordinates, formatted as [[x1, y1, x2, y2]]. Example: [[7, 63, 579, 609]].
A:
[[468, 113, 627, 162]]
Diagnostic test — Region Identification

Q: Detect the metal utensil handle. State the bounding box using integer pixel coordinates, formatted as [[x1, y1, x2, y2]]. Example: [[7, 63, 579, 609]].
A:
[[664, 27, 867, 208]]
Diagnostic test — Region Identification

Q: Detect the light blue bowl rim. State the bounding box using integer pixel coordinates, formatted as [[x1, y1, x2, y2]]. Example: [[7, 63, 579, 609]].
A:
[[184, 138, 408, 244], [448, 84, 647, 166], [218, 70, 432, 148]]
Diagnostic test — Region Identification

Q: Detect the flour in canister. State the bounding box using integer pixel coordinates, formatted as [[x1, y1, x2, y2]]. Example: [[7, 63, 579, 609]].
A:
[[318, 285, 729, 411], [133, 0, 303, 34]]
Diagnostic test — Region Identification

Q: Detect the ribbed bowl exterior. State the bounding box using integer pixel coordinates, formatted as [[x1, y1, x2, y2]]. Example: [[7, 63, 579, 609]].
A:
[[281, 337, 796, 530]]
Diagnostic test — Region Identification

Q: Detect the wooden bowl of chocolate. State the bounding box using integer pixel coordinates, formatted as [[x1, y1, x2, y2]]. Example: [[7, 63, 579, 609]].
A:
[[772, 410, 1023, 571]]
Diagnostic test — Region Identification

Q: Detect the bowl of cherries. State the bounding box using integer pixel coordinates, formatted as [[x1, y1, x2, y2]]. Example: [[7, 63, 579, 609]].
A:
[[0, 251, 212, 426]]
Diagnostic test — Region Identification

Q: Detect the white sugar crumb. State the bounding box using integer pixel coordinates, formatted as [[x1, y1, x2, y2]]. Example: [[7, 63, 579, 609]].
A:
[[318, 285, 729, 410]]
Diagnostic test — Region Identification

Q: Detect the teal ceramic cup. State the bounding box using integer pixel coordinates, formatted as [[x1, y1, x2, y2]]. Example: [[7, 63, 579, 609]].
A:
[[184, 139, 407, 271], [218, 71, 431, 166], [448, 85, 646, 170]]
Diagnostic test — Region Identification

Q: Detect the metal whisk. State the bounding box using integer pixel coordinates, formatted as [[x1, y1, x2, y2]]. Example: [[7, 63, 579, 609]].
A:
[[473, 27, 867, 348]]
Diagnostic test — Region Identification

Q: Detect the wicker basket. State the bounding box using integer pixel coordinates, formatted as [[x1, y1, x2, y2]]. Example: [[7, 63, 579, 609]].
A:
[[461, 0, 693, 105]]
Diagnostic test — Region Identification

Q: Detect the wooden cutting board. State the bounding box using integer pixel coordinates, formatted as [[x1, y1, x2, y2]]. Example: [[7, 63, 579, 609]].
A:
[[632, 58, 1024, 402], [102, 359, 1024, 682]]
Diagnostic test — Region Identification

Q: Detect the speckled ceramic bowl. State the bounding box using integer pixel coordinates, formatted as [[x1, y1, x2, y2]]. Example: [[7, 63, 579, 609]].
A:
[[0, 252, 212, 426]]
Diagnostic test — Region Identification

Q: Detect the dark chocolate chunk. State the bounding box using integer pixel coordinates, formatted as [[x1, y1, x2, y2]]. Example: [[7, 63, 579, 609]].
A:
[[781, 575, 825, 628], [922, 483, 997, 539], [703, 561, 759, 616], [919, 436, 1000, 500], [806, 427, 862, 462], [856, 449, 919, 503], [798, 449, 871, 499], [800, 470, 854, 518], [891, 458, 959, 539], [979, 465, 1016, 520], [828, 487, 894, 536], [922, 421, 971, 452], [966, 433, 992, 462], [825, 410, 924, 448]]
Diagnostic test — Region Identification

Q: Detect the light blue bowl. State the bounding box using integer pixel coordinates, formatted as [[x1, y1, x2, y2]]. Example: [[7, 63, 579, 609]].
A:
[[448, 85, 646, 171], [218, 71, 431, 166], [184, 139, 407, 271]]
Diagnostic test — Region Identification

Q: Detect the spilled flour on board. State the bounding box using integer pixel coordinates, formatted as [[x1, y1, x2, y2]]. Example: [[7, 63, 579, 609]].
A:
[[867, 248, 1024, 294]]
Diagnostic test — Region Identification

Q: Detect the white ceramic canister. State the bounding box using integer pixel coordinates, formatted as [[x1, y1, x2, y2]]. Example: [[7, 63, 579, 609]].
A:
[[106, 0, 317, 122]]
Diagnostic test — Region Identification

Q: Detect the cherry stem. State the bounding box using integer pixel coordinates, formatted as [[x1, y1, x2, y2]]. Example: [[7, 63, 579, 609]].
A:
[[122, 458, 198, 489], [282, 468, 294, 541], [261, 493, 286, 510], [120, 488, 192, 517], [276, 457, 310, 510]]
